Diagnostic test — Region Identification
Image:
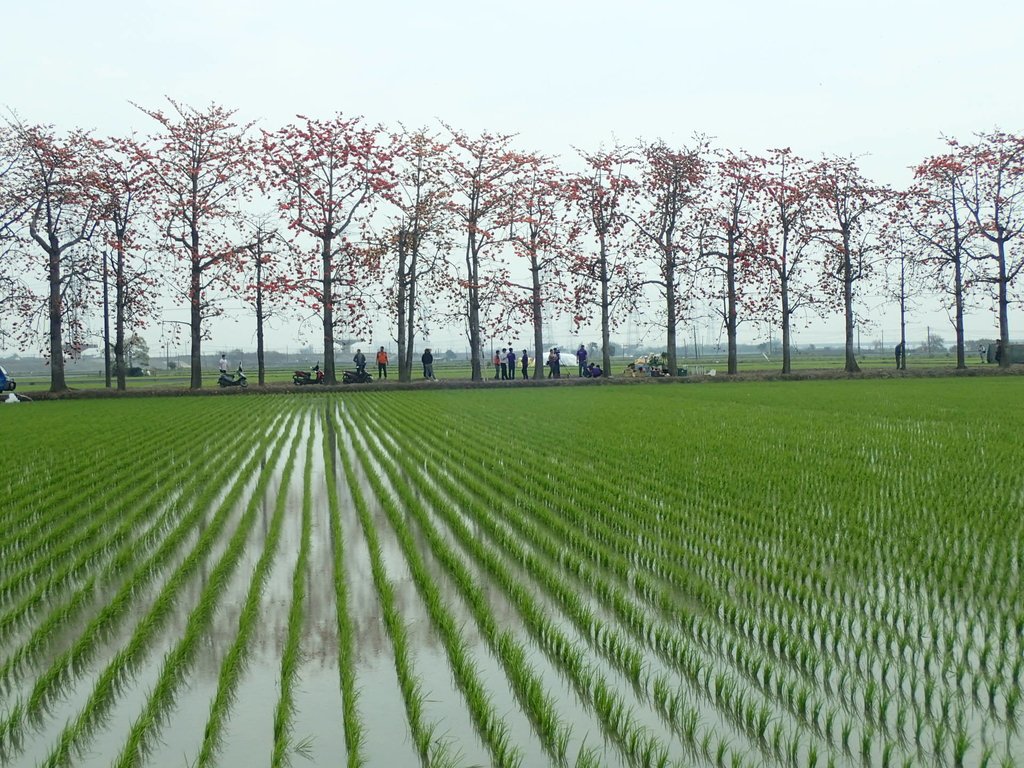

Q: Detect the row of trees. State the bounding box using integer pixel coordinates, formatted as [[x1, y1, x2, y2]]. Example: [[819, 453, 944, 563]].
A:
[[1, 100, 1021, 391]]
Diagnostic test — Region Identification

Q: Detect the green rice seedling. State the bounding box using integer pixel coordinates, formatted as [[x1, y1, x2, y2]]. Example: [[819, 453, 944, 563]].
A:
[[196, 433, 301, 767], [860, 725, 874, 765], [343, 427, 523, 768], [840, 720, 853, 755], [12, 418, 283, 764], [951, 728, 971, 767], [700, 730, 715, 764], [715, 737, 729, 767]]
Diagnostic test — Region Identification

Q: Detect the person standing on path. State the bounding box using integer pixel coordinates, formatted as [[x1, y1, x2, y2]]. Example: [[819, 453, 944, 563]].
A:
[[421, 348, 435, 380], [219, 354, 228, 375], [521, 349, 529, 380], [376, 346, 389, 379], [493, 350, 501, 379], [506, 348, 517, 380], [500, 348, 509, 380], [354, 349, 366, 376], [552, 348, 561, 378], [576, 344, 588, 377]]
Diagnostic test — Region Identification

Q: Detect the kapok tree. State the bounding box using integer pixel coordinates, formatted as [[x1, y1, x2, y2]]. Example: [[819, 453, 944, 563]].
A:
[[443, 126, 521, 381], [698, 149, 762, 375], [96, 137, 158, 390], [236, 214, 286, 386], [262, 114, 395, 384], [877, 216, 921, 370], [503, 151, 573, 379], [565, 145, 638, 374], [10, 120, 102, 391], [383, 126, 452, 382], [752, 148, 822, 374], [810, 155, 887, 373], [907, 150, 977, 369], [630, 138, 707, 377], [135, 99, 255, 388], [952, 130, 1024, 368]]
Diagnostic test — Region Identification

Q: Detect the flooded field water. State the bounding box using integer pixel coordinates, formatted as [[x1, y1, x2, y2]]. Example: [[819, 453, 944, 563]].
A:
[[1, 383, 1022, 767]]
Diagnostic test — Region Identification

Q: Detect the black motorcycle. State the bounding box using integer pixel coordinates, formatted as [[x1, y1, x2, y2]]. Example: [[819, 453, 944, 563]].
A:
[[342, 369, 373, 384], [218, 363, 248, 388]]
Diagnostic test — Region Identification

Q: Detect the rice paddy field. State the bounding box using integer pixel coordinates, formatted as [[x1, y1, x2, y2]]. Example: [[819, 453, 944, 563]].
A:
[[1, 378, 1021, 768]]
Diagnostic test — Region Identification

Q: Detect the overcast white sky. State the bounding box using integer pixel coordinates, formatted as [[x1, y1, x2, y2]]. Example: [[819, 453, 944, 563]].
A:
[[3, 0, 1022, 356]]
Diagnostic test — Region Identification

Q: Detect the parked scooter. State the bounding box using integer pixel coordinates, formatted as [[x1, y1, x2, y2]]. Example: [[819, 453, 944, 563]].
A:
[[342, 369, 373, 384], [293, 363, 325, 385], [218, 363, 248, 388]]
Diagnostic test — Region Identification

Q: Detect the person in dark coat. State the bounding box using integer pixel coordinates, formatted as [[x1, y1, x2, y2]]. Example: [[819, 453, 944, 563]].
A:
[[421, 348, 435, 380]]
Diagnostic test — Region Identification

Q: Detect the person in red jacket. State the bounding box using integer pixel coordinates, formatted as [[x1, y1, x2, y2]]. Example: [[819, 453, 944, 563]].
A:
[[376, 346, 389, 379]]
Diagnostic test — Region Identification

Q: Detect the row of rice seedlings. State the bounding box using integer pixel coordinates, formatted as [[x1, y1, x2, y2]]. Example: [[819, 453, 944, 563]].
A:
[[320, 409, 364, 767], [536, 428, 937, 765], [338, 408, 524, 768], [376, 399, 796, 768], [0, 459, 165, 620], [24, 419, 284, 768], [475, 415, 892, 757], [0, 480, 187, 693], [109, 409, 299, 767], [0, 399, 240, 565], [348, 411, 577, 766], [364, 403, 770, 720], [0, 399, 254, 596], [271, 423, 314, 768], [0, 413, 146, 562], [642, 431, 1022, 763], [348, 398, 685, 768], [0, 410, 222, 651], [0, 411, 270, 688], [195, 417, 302, 767], [0, 469, 150, 586], [330, 406, 455, 767], [555, 388, 1018, 764], [0, 413, 278, 760], [370, 391, 1015, 768]]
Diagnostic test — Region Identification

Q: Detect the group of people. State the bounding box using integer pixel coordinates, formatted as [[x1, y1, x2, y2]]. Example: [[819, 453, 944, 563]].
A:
[[493, 348, 529, 380], [542, 344, 602, 379], [352, 346, 437, 380], [349, 343, 602, 382], [353, 347, 392, 379]]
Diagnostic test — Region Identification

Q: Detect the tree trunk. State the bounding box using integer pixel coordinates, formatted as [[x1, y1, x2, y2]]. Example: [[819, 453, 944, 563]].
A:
[[726, 239, 738, 375], [466, 232, 482, 381], [47, 246, 67, 392], [842, 230, 860, 373], [102, 253, 111, 388], [599, 236, 611, 374], [404, 238, 418, 383], [396, 230, 410, 382], [115, 244, 127, 390], [780, 269, 792, 374], [997, 240, 1010, 369], [322, 234, 337, 384], [255, 254, 265, 386], [530, 252, 543, 380], [189, 263, 202, 389], [665, 255, 677, 376]]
